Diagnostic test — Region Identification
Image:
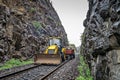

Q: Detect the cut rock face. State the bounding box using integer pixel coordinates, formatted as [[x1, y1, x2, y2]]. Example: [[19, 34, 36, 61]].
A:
[[81, 0, 120, 80], [0, 0, 68, 62]]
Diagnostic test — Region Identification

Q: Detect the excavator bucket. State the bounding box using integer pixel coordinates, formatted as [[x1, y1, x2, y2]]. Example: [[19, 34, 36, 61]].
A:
[[34, 54, 62, 65]]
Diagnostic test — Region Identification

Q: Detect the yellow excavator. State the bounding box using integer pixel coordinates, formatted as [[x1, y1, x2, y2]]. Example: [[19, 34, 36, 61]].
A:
[[34, 37, 66, 65]]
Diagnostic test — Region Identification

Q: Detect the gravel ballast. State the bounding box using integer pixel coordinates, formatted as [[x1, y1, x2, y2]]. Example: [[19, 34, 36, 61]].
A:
[[45, 54, 80, 80]]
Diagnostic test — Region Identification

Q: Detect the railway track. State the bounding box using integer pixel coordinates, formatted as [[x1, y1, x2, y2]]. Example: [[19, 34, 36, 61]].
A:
[[0, 64, 37, 78], [39, 60, 68, 80], [0, 60, 69, 80]]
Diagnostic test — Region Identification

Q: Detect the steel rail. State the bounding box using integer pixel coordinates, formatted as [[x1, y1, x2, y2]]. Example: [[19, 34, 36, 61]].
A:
[[0, 64, 40, 79], [40, 60, 69, 80], [0, 60, 70, 80]]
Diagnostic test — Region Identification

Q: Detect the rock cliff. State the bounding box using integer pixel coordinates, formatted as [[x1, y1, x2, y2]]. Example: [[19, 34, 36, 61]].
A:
[[81, 0, 120, 80], [0, 0, 68, 62]]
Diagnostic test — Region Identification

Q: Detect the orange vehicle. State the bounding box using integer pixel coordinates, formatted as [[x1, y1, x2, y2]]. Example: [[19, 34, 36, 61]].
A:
[[65, 47, 75, 60]]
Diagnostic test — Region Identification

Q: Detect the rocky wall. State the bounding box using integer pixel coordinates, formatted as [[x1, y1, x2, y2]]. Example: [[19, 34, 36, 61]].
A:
[[0, 0, 68, 62], [81, 0, 120, 80]]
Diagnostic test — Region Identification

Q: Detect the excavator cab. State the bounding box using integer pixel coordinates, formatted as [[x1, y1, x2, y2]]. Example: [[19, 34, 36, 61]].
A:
[[34, 37, 64, 65], [49, 38, 61, 46]]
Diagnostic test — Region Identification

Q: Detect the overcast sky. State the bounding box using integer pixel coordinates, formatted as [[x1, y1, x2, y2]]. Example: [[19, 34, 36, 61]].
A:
[[51, 0, 88, 47]]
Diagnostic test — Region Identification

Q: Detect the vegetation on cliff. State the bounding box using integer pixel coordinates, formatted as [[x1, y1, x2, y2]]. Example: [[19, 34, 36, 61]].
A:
[[76, 55, 93, 80]]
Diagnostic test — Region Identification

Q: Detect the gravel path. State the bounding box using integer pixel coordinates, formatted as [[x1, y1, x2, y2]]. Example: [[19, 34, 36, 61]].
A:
[[45, 54, 80, 80]]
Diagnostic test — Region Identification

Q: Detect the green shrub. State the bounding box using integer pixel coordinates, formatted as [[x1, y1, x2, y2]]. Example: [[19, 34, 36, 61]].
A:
[[76, 56, 93, 80], [0, 59, 33, 70], [32, 21, 42, 29]]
